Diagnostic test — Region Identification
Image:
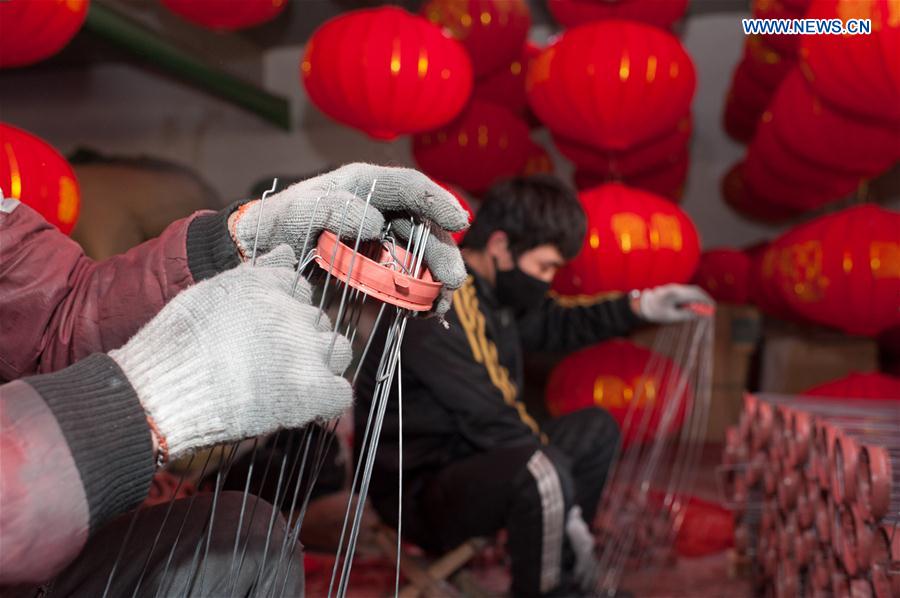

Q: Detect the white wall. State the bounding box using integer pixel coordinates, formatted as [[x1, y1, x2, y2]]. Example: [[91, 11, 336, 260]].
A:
[[0, 12, 792, 247]]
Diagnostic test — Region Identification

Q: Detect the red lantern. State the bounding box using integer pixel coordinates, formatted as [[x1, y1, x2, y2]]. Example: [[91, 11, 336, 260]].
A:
[[723, 58, 778, 143], [161, 0, 286, 30], [0, 124, 80, 234], [547, 0, 688, 30], [412, 100, 532, 194], [721, 162, 802, 223], [692, 249, 751, 304], [801, 0, 900, 125], [744, 109, 864, 212], [302, 7, 473, 140], [552, 183, 700, 297], [770, 69, 900, 175], [804, 372, 900, 400], [545, 340, 689, 446], [527, 20, 696, 150], [0, 0, 89, 68], [471, 42, 540, 119], [766, 205, 900, 337], [573, 149, 689, 202], [554, 114, 691, 178], [421, 0, 531, 78]]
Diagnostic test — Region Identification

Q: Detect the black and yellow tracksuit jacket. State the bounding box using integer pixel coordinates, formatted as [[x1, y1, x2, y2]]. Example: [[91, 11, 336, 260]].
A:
[[353, 268, 642, 525]]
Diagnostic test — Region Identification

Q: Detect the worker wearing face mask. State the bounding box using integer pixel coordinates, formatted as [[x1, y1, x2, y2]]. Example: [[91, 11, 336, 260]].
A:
[[354, 176, 713, 598]]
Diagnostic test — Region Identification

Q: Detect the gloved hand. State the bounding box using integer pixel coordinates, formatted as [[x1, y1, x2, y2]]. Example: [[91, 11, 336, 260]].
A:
[[633, 284, 715, 324], [108, 245, 353, 461], [231, 163, 470, 316], [565, 506, 600, 592]]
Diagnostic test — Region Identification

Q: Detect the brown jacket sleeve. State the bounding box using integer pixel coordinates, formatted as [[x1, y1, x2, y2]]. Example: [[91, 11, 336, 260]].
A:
[[0, 202, 242, 380], [0, 355, 154, 585]]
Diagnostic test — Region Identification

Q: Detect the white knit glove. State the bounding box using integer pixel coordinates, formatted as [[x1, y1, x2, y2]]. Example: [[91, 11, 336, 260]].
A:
[[109, 245, 353, 460], [634, 284, 715, 324], [233, 163, 470, 316]]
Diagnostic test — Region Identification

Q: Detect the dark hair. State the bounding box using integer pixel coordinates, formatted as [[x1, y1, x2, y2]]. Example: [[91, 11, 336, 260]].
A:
[[461, 175, 586, 260]]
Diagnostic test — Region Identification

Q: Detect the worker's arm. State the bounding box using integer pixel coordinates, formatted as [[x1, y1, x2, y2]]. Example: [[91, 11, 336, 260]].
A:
[[0, 202, 241, 379], [517, 294, 643, 354], [0, 355, 156, 585]]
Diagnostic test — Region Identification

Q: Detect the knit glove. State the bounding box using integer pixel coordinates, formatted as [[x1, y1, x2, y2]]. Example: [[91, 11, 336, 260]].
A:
[[634, 284, 715, 324], [232, 163, 469, 316], [565, 506, 600, 592], [109, 245, 353, 460]]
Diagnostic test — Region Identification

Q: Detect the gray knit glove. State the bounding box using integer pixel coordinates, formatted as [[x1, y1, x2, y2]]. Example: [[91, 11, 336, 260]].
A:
[[109, 246, 353, 460], [636, 284, 715, 323], [233, 163, 469, 316]]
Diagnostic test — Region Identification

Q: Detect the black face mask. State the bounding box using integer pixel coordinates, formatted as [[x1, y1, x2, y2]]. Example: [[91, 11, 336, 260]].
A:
[[494, 259, 551, 312]]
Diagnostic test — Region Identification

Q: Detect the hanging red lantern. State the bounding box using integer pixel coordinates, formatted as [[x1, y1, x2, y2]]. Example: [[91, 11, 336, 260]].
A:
[[160, 0, 286, 31], [721, 162, 802, 223], [545, 340, 689, 447], [804, 372, 900, 400], [547, 0, 688, 30], [801, 0, 900, 125], [692, 248, 751, 304], [744, 108, 864, 212], [412, 100, 532, 194], [0, 0, 89, 69], [552, 183, 700, 297], [770, 69, 900, 175], [527, 20, 696, 151], [421, 0, 531, 78], [554, 114, 691, 178], [766, 205, 900, 337], [723, 58, 777, 143], [471, 42, 540, 119], [0, 124, 80, 235], [573, 149, 689, 202], [302, 7, 473, 140]]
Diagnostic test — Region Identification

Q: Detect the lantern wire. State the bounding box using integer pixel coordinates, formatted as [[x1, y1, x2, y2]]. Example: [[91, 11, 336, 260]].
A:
[[97, 179, 434, 597]]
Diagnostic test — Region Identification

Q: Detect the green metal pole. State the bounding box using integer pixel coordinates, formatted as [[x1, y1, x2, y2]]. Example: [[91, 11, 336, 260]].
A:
[[84, 2, 291, 131]]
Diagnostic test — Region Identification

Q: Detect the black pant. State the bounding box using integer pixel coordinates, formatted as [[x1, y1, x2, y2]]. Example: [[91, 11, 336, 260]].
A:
[[42, 491, 304, 597], [406, 407, 620, 598]]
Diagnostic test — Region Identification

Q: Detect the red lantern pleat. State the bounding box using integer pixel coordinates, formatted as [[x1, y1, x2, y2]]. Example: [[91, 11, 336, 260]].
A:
[[421, 0, 531, 78], [804, 372, 900, 400], [0, 0, 89, 68], [547, 0, 688, 30], [552, 183, 700, 297], [801, 0, 900, 125], [526, 20, 696, 151], [765, 205, 900, 337], [692, 248, 752, 304], [0, 124, 81, 234], [302, 7, 473, 140], [412, 100, 532, 194], [545, 340, 689, 447]]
